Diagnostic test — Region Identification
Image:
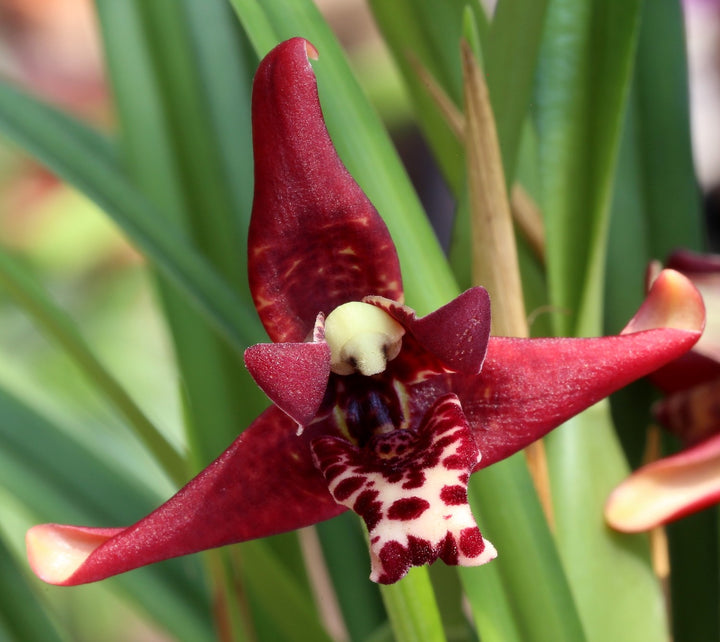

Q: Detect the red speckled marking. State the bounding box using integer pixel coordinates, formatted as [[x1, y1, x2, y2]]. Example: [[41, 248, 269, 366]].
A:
[[311, 394, 496, 583], [387, 497, 430, 520]]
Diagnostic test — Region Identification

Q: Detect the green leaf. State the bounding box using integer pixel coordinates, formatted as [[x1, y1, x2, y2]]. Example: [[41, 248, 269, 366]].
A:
[[369, 0, 479, 195], [466, 455, 587, 642], [237, 540, 335, 642], [604, 4, 710, 639], [546, 404, 668, 641], [0, 247, 186, 484], [0, 81, 263, 355], [316, 514, 387, 642], [379, 568, 448, 642], [535, 0, 642, 338], [94, 0, 267, 463], [0, 536, 67, 642], [484, 0, 550, 185], [605, 0, 702, 335], [0, 386, 214, 642], [667, 510, 720, 642], [535, 2, 669, 639]]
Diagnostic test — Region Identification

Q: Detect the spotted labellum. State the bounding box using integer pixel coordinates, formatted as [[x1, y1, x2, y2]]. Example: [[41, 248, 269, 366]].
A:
[[27, 38, 705, 586]]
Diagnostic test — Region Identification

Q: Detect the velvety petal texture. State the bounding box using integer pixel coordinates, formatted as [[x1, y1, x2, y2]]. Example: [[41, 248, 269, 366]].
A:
[[367, 287, 491, 374], [245, 314, 331, 426], [248, 37, 403, 343], [455, 269, 705, 467], [25, 39, 707, 588], [27, 407, 344, 585]]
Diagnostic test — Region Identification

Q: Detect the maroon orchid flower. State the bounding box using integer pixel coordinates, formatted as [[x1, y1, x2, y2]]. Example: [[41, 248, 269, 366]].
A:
[[27, 38, 705, 586], [607, 250, 720, 532]]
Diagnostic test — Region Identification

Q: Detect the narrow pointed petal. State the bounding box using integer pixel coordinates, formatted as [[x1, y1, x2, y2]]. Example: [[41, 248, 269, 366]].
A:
[[26, 408, 344, 585], [367, 287, 491, 373], [311, 394, 496, 584], [249, 38, 402, 343], [245, 341, 331, 426], [456, 270, 704, 466], [605, 432, 720, 532], [621, 268, 705, 336]]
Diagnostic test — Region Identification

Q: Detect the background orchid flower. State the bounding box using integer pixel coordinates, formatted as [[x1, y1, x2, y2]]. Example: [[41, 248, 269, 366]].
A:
[[607, 250, 720, 532], [25, 38, 705, 589]]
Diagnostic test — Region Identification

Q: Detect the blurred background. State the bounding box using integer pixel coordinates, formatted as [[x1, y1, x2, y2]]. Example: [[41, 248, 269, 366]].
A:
[[0, 0, 718, 640]]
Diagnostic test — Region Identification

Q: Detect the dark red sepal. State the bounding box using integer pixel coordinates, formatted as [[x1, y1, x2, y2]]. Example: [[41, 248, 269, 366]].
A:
[[26, 407, 345, 585], [456, 327, 702, 468], [245, 340, 331, 426], [249, 38, 403, 343], [367, 287, 491, 374]]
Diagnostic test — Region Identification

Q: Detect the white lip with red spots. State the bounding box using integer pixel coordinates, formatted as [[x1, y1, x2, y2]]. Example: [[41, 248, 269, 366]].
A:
[[311, 394, 496, 583]]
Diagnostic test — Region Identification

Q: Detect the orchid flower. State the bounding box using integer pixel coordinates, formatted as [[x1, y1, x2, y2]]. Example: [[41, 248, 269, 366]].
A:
[[607, 250, 720, 532], [27, 38, 705, 586]]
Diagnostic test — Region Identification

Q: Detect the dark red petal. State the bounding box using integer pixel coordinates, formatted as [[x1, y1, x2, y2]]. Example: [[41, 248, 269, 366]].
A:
[[26, 407, 344, 586], [666, 249, 720, 274], [367, 287, 491, 374], [245, 340, 331, 426], [649, 351, 720, 394], [456, 269, 704, 466], [249, 38, 403, 343], [456, 327, 701, 468]]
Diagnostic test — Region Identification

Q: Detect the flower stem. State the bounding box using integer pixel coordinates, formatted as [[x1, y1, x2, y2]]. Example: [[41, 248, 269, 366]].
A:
[[380, 567, 447, 642]]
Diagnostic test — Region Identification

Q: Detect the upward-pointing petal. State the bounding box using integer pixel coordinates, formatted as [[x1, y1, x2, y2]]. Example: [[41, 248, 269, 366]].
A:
[[249, 38, 403, 343], [26, 407, 344, 586]]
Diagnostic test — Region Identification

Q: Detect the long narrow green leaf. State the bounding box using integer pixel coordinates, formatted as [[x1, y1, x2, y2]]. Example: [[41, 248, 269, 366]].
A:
[[546, 404, 667, 641], [133, 0, 247, 291], [0, 248, 186, 484], [379, 568, 447, 642], [369, 0, 480, 195], [604, 3, 710, 639], [0, 386, 213, 641], [237, 540, 335, 642], [94, 0, 266, 464], [484, 0, 549, 184], [316, 515, 387, 642], [533, 1, 668, 639], [536, 0, 642, 338], [0, 81, 263, 353], [467, 456, 587, 642]]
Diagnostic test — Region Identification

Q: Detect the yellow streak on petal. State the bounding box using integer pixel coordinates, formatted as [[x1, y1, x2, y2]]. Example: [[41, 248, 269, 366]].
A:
[[26, 525, 110, 584]]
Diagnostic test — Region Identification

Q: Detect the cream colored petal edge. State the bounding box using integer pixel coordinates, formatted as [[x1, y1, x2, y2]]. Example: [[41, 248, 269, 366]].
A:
[[26, 524, 110, 585], [622, 269, 705, 335], [605, 435, 720, 532]]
